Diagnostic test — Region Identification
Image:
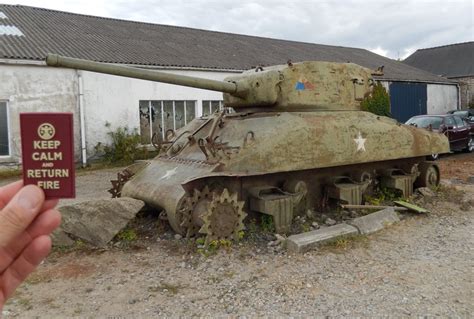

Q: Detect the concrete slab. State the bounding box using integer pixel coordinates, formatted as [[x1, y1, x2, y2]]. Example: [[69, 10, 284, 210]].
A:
[[287, 223, 358, 253], [347, 207, 400, 235]]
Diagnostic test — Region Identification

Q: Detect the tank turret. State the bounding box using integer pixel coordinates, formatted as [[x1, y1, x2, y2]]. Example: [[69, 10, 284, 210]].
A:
[[46, 54, 376, 111]]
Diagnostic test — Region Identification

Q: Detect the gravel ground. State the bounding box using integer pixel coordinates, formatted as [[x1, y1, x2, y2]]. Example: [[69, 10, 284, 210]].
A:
[[2, 155, 473, 317]]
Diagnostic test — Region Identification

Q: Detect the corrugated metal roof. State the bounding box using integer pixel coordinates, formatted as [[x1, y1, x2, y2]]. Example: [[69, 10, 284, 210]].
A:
[[0, 4, 455, 84], [404, 42, 474, 78]]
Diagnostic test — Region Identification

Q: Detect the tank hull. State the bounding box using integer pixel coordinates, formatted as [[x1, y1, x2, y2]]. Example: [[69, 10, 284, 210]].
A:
[[121, 110, 449, 235]]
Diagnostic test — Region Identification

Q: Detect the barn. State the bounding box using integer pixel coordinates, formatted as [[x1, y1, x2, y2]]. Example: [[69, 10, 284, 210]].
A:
[[0, 5, 459, 166], [404, 42, 474, 108]]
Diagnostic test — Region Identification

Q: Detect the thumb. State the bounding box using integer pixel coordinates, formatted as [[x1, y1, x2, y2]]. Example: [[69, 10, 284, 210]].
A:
[[0, 185, 45, 246]]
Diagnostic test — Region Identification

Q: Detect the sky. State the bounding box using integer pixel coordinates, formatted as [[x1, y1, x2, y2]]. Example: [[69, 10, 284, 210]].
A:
[[2, 0, 473, 59]]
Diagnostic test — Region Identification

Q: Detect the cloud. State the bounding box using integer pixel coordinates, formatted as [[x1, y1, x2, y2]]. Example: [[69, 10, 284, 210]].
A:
[[2, 0, 473, 59], [369, 47, 389, 58]]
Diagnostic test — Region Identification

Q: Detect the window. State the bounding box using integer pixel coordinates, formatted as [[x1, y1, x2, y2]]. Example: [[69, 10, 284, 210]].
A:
[[139, 100, 196, 143], [453, 116, 464, 128], [0, 101, 9, 156], [202, 100, 223, 116], [445, 117, 455, 128]]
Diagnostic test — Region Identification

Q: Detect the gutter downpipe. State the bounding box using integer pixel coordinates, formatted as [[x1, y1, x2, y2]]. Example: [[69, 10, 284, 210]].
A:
[[457, 83, 461, 110], [77, 70, 87, 167]]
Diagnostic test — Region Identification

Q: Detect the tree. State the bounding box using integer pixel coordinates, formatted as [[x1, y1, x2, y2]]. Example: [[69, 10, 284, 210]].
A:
[[360, 82, 391, 117]]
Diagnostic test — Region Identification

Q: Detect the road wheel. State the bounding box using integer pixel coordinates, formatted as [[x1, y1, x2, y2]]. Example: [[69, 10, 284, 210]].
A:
[[415, 162, 440, 189], [464, 136, 473, 153]]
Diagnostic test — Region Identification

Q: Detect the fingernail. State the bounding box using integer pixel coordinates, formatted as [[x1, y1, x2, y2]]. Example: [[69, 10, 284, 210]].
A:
[[17, 186, 43, 211]]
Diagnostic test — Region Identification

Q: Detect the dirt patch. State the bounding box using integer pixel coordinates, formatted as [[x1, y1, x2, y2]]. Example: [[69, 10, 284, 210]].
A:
[[26, 261, 97, 284], [438, 152, 474, 182], [2, 157, 474, 317]]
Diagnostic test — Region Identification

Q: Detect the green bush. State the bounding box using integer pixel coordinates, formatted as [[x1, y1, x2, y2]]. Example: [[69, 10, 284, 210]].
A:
[[95, 122, 149, 165], [361, 82, 391, 117]]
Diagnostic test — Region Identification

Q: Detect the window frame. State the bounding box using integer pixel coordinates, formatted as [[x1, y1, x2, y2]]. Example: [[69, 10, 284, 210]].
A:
[[202, 100, 224, 116], [0, 100, 11, 157], [139, 100, 197, 143]]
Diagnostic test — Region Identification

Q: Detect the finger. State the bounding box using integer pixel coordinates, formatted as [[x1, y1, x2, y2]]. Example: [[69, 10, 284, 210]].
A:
[[0, 209, 61, 272], [41, 198, 59, 213], [0, 185, 45, 246], [0, 235, 51, 301], [0, 181, 23, 210]]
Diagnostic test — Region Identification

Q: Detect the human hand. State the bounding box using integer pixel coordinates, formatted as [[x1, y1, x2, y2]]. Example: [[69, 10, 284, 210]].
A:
[[0, 181, 61, 311]]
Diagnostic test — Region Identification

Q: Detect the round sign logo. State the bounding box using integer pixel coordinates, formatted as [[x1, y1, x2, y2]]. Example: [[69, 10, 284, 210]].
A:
[[37, 123, 55, 140]]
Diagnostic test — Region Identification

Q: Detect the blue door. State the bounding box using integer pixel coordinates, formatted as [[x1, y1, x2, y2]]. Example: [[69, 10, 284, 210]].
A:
[[389, 82, 427, 123]]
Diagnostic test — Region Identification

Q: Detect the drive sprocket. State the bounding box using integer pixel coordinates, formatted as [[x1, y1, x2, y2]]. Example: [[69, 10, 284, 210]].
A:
[[179, 186, 212, 238], [199, 188, 246, 244]]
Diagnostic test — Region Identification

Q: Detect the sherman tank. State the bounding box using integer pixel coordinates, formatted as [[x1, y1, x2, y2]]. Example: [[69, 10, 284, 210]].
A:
[[46, 54, 450, 242]]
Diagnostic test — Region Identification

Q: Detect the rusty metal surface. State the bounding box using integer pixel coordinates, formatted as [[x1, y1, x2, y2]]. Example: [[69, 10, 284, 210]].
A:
[[46, 55, 452, 237], [152, 110, 449, 178], [225, 61, 375, 111], [121, 108, 448, 235]]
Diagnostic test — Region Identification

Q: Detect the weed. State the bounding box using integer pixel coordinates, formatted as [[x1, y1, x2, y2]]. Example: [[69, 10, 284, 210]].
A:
[[261, 215, 275, 233], [117, 228, 137, 242], [75, 239, 86, 248], [94, 123, 151, 165], [364, 187, 402, 206], [197, 238, 233, 257]]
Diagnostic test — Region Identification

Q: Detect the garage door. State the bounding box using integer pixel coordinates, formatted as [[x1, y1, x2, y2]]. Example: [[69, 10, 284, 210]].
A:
[[389, 82, 427, 123]]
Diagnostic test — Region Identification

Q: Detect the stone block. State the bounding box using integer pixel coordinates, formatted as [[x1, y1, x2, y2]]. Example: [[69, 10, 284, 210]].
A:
[[287, 223, 358, 253], [53, 197, 145, 247], [347, 207, 399, 235]]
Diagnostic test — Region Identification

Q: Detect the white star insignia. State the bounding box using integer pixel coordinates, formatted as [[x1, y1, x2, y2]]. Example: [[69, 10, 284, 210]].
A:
[[354, 132, 366, 152], [159, 167, 178, 180]]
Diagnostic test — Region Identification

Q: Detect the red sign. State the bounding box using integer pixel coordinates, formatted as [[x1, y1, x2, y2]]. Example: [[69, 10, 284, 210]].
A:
[[20, 113, 75, 198]]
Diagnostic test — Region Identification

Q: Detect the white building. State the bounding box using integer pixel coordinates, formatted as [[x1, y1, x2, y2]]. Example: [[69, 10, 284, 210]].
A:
[[0, 5, 459, 166]]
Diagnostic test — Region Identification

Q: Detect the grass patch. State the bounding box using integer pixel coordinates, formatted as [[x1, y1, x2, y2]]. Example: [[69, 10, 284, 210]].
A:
[[117, 228, 138, 242], [0, 168, 21, 179], [197, 238, 233, 257]]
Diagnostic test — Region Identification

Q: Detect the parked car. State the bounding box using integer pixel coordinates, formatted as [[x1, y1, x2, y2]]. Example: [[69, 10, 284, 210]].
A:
[[447, 109, 474, 123], [405, 114, 474, 159]]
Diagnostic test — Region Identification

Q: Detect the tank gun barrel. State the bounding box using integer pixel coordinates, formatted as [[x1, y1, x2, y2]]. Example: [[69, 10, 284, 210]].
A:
[[46, 54, 243, 95]]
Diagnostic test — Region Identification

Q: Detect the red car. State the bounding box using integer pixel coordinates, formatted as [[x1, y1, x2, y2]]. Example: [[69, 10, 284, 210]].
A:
[[405, 114, 474, 159]]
